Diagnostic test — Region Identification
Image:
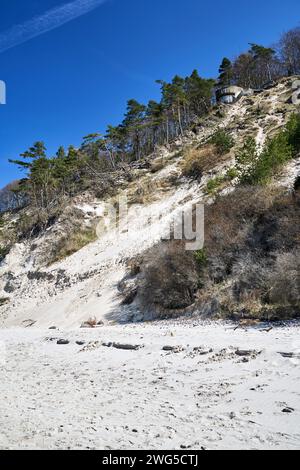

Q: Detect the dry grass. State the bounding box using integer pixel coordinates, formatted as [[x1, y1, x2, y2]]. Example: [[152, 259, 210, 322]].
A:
[[83, 317, 98, 328], [47, 227, 97, 265], [181, 144, 230, 179], [150, 158, 165, 173]]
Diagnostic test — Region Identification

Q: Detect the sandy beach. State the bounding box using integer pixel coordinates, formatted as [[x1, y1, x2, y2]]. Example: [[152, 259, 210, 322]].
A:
[[0, 319, 299, 450]]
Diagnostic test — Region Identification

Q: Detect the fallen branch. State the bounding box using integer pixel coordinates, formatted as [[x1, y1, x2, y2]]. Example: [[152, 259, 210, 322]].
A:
[[235, 349, 261, 357], [278, 352, 300, 359], [102, 342, 143, 351]]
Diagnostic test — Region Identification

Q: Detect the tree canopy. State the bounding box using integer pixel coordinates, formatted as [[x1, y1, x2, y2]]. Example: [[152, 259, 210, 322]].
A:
[[5, 25, 300, 213]]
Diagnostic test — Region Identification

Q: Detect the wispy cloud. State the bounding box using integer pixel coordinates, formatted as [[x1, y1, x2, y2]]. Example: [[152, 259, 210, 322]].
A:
[[0, 0, 108, 54]]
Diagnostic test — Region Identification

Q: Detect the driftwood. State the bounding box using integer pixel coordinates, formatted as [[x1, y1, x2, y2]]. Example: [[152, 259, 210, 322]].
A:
[[235, 349, 261, 357], [23, 319, 37, 328], [260, 327, 273, 333], [162, 345, 185, 353], [102, 342, 143, 351], [278, 352, 300, 359]]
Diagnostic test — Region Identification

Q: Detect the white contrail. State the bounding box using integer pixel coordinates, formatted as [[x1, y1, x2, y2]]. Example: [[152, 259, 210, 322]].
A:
[[0, 0, 108, 54]]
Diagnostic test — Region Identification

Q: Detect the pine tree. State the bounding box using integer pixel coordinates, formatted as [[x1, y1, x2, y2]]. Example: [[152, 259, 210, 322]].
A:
[[218, 58, 233, 87], [122, 99, 146, 160], [249, 44, 276, 83], [56, 146, 66, 159], [185, 70, 214, 117]]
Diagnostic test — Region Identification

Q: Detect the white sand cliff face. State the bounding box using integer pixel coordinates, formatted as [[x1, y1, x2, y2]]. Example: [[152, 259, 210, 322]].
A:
[[0, 320, 299, 450]]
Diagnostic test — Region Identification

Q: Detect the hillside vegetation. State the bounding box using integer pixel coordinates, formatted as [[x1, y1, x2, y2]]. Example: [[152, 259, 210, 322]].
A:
[[134, 184, 299, 321]]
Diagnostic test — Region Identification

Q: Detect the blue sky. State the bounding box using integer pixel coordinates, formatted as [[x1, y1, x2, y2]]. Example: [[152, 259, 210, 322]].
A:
[[0, 0, 299, 187]]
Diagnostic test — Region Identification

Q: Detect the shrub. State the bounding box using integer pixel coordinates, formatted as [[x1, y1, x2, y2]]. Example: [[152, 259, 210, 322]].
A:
[[209, 130, 235, 155], [250, 133, 292, 184], [194, 249, 207, 268], [139, 240, 199, 314], [266, 251, 300, 307], [235, 137, 259, 183], [200, 186, 300, 319], [285, 113, 300, 154], [127, 186, 300, 321], [15, 208, 60, 239], [150, 159, 164, 173], [236, 114, 300, 186]]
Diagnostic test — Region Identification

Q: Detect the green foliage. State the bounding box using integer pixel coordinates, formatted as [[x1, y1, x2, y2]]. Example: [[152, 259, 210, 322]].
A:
[[236, 137, 259, 183], [236, 114, 300, 185], [225, 167, 238, 180], [206, 176, 226, 195], [0, 245, 10, 262], [195, 248, 207, 266], [205, 166, 237, 195], [252, 133, 292, 184], [218, 57, 233, 86], [285, 113, 300, 153], [249, 43, 276, 62], [194, 249, 208, 289], [209, 130, 235, 155]]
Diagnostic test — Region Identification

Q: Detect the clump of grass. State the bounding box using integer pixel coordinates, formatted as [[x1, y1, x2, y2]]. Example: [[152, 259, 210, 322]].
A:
[[194, 249, 207, 268], [205, 166, 238, 195], [225, 167, 238, 180], [181, 147, 210, 179], [48, 227, 97, 265], [181, 144, 228, 179], [206, 176, 226, 195]]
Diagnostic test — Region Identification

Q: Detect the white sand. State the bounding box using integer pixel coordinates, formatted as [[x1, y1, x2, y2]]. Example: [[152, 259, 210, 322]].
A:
[[0, 320, 299, 450]]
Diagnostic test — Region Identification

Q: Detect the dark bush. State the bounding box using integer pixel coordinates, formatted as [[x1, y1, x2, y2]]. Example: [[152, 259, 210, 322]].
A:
[[122, 184, 300, 321], [139, 240, 199, 314]]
